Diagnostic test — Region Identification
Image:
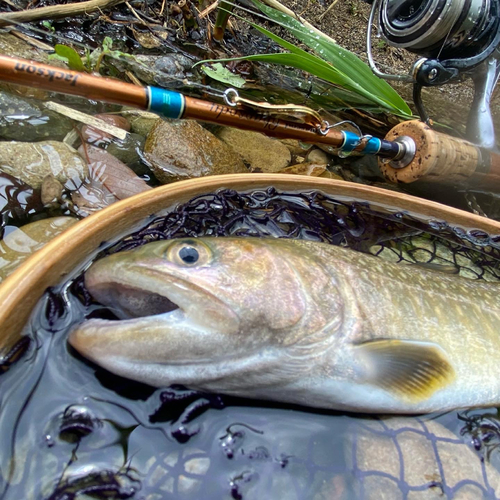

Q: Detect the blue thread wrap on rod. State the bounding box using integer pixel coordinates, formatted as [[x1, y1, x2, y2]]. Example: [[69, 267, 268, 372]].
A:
[[147, 87, 185, 119], [341, 130, 381, 155]]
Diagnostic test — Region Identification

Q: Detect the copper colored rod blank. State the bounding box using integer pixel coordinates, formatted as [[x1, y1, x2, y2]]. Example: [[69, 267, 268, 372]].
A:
[[184, 96, 346, 145], [0, 55, 148, 108], [0, 54, 398, 157]]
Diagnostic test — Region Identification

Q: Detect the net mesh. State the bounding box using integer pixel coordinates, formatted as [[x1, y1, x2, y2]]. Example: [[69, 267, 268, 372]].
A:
[[2, 187, 500, 500]]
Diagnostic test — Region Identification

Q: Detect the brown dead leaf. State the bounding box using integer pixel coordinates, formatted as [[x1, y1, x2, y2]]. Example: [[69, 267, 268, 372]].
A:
[[78, 145, 151, 199]]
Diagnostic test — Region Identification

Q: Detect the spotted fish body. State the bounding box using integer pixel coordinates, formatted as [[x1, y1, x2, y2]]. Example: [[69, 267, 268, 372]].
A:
[[69, 237, 500, 413]]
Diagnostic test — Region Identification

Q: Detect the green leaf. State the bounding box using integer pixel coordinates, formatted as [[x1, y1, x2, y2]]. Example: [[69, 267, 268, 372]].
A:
[[53, 44, 85, 72], [201, 63, 246, 88], [42, 20, 54, 32], [251, 0, 411, 116]]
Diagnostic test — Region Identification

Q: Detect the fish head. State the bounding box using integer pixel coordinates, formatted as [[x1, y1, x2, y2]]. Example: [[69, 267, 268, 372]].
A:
[[69, 237, 340, 390]]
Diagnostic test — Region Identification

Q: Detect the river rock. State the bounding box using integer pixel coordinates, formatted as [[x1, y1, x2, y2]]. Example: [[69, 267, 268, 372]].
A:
[[346, 417, 500, 499], [280, 138, 312, 156], [217, 128, 291, 173], [129, 113, 161, 137], [0, 141, 88, 189], [40, 174, 64, 205], [0, 32, 53, 65], [318, 169, 344, 180], [0, 217, 78, 282], [307, 148, 331, 165], [0, 92, 74, 142], [113, 54, 193, 87], [106, 133, 145, 167], [279, 162, 326, 176], [144, 120, 247, 184]]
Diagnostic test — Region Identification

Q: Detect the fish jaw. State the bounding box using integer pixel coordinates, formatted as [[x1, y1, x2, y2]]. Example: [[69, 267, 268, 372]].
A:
[[69, 248, 243, 368], [70, 312, 291, 389]]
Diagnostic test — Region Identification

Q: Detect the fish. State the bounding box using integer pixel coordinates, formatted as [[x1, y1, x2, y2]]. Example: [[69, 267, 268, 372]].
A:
[[68, 237, 500, 414]]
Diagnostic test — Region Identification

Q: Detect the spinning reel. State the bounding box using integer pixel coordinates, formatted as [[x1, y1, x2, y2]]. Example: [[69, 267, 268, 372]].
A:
[[367, 0, 500, 149]]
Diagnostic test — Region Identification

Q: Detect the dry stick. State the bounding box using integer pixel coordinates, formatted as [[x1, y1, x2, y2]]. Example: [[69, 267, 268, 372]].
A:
[[0, 0, 126, 27], [199, 0, 219, 19], [259, 0, 337, 44], [318, 0, 340, 21]]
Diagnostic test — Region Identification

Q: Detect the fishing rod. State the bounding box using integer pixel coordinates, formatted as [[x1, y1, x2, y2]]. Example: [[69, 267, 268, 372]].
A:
[[0, 54, 401, 158], [2, 54, 500, 188]]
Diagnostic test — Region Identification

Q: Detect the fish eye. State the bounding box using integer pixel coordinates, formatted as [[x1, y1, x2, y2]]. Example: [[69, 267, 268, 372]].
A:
[[179, 246, 199, 264], [166, 240, 212, 267]]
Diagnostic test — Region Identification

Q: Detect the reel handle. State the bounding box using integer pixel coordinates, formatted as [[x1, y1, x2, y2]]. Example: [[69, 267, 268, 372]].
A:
[[379, 120, 500, 186]]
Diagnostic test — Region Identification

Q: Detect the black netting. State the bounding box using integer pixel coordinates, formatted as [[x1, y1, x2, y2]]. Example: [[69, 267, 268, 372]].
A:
[[2, 187, 500, 500]]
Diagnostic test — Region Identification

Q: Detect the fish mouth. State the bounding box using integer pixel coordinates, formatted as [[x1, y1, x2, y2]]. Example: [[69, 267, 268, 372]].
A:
[[68, 264, 241, 370], [89, 282, 181, 320]]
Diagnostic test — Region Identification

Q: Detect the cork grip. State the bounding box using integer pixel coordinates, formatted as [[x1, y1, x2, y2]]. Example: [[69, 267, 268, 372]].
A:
[[379, 120, 480, 184]]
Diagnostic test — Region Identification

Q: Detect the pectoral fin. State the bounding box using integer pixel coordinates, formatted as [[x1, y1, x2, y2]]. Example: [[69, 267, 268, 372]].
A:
[[355, 339, 455, 403]]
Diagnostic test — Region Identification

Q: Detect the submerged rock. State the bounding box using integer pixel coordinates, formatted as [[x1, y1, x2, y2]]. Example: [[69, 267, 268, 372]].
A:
[[0, 217, 78, 282], [144, 120, 247, 184], [129, 112, 161, 138], [346, 417, 500, 499], [106, 133, 145, 167], [217, 128, 291, 173], [114, 54, 193, 88], [0, 32, 53, 65], [0, 141, 88, 189], [279, 162, 326, 176], [307, 148, 331, 165], [41, 174, 64, 205], [0, 92, 75, 142]]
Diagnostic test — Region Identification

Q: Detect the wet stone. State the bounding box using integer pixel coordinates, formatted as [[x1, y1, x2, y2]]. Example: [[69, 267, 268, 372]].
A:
[[106, 132, 145, 167], [0, 217, 78, 282], [307, 148, 331, 165], [0, 32, 54, 65], [279, 162, 327, 176], [41, 174, 64, 205], [280, 138, 312, 156], [129, 113, 161, 138], [217, 127, 291, 173], [112, 54, 193, 88], [144, 120, 247, 184], [0, 92, 75, 142], [71, 177, 119, 217], [345, 417, 500, 499], [0, 141, 88, 189]]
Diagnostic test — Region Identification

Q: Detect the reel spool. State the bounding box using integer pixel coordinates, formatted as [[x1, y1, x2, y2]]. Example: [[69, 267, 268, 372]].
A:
[[379, 0, 499, 61], [367, 0, 500, 150]]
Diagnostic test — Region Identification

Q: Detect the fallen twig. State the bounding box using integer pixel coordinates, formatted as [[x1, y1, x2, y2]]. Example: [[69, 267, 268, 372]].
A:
[[318, 0, 340, 21], [44, 102, 128, 140], [260, 0, 337, 45], [0, 0, 126, 27], [198, 0, 219, 19]]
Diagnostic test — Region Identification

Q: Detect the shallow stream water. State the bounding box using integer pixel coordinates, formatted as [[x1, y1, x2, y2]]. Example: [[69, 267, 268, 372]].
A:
[[1, 188, 500, 499]]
